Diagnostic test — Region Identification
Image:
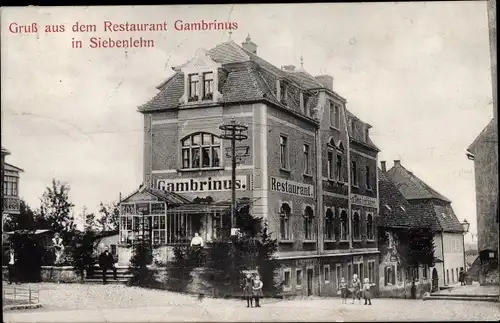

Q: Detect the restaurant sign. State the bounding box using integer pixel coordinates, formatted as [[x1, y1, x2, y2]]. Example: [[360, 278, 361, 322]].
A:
[[157, 176, 248, 193], [270, 177, 314, 198], [120, 201, 166, 215], [350, 194, 377, 208]]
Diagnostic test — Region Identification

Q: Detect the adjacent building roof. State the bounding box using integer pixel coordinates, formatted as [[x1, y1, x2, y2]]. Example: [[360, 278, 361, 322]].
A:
[[386, 162, 451, 202], [466, 118, 497, 156], [378, 168, 434, 229], [4, 163, 24, 173], [1, 147, 10, 156]]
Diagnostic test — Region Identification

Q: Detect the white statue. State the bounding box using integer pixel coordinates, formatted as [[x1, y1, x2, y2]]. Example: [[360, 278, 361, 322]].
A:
[[52, 233, 65, 264]]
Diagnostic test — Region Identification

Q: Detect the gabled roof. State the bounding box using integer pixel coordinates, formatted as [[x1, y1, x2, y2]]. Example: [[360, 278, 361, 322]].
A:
[[467, 118, 497, 155], [386, 162, 451, 202], [378, 169, 434, 229], [4, 163, 24, 173], [120, 185, 191, 206]]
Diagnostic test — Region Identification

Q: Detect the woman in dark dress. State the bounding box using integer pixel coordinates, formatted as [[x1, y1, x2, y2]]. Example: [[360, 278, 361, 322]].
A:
[[243, 274, 254, 307]]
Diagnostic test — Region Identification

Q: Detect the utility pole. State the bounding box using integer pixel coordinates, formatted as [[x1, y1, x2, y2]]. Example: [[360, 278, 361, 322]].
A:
[[219, 118, 249, 236]]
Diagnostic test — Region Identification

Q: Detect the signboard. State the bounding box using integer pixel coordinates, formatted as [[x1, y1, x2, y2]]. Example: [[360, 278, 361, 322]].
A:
[[120, 203, 136, 215], [136, 202, 150, 214], [151, 202, 166, 215], [350, 194, 377, 208], [157, 176, 248, 193], [390, 255, 398, 262], [270, 177, 314, 198]]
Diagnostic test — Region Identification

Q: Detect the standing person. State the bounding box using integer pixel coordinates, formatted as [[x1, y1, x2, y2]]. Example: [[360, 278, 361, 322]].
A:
[[98, 247, 116, 283], [351, 274, 362, 304], [243, 273, 254, 308], [252, 275, 264, 308], [363, 278, 375, 305], [338, 277, 348, 304], [7, 247, 20, 284], [458, 268, 465, 286]]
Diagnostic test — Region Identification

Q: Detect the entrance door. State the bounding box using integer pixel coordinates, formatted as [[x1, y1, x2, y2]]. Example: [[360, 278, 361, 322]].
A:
[[307, 269, 314, 296], [432, 268, 439, 292]]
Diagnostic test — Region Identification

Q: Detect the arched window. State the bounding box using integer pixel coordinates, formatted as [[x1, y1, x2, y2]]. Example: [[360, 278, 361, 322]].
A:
[[366, 213, 374, 240], [303, 206, 314, 240], [365, 166, 371, 189], [353, 211, 361, 240], [181, 133, 221, 169], [325, 208, 334, 240], [340, 210, 348, 240], [279, 203, 291, 240]]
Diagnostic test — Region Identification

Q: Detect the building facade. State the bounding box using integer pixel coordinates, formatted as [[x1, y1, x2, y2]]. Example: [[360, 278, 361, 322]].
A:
[[385, 160, 466, 288], [1, 147, 23, 234], [118, 37, 380, 296]]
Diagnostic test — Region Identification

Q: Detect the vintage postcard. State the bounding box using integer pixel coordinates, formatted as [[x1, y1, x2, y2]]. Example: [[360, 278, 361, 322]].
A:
[[1, 2, 498, 322]]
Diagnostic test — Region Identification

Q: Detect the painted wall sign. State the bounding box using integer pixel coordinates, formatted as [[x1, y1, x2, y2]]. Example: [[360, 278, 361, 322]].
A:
[[350, 194, 377, 208], [269, 177, 314, 198], [120, 203, 136, 215], [136, 202, 150, 214], [157, 176, 248, 193], [151, 202, 166, 215]]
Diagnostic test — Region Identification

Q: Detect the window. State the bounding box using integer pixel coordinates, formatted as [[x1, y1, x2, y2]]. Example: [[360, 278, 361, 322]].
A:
[[366, 213, 374, 240], [368, 261, 375, 284], [304, 206, 314, 240], [325, 208, 335, 240], [364, 128, 369, 142], [350, 119, 356, 134], [414, 266, 420, 280], [3, 176, 18, 196], [283, 269, 291, 290], [351, 161, 358, 186], [446, 269, 450, 284], [385, 265, 396, 286], [303, 94, 310, 116], [422, 265, 428, 279], [451, 269, 454, 283], [296, 269, 303, 288], [181, 133, 221, 169], [202, 72, 214, 100], [110, 244, 117, 256], [347, 264, 352, 284], [336, 154, 342, 181], [365, 166, 371, 189], [329, 102, 340, 129], [352, 211, 361, 241], [335, 264, 342, 288], [280, 135, 288, 169], [211, 212, 222, 240], [279, 203, 291, 240], [387, 232, 394, 249], [188, 74, 199, 101], [327, 151, 334, 179], [303, 144, 310, 174], [166, 212, 201, 244], [340, 210, 348, 240], [324, 265, 330, 284], [280, 82, 287, 103], [152, 215, 166, 246]]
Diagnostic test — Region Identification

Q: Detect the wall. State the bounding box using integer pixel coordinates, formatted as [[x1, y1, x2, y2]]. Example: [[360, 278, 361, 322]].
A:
[[3, 266, 81, 283], [442, 232, 465, 285], [432, 233, 445, 287]]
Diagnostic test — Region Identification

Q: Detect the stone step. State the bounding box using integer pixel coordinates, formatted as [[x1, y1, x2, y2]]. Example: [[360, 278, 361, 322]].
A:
[[430, 293, 499, 298], [423, 295, 499, 302], [84, 278, 128, 284]]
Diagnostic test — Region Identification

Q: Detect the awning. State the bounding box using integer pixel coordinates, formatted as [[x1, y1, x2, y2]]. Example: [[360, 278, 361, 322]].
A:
[[4, 229, 51, 235], [167, 199, 251, 214]]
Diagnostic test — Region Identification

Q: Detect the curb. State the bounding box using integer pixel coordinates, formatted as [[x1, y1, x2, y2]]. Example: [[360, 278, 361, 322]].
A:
[[423, 296, 499, 303], [3, 303, 43, 311]]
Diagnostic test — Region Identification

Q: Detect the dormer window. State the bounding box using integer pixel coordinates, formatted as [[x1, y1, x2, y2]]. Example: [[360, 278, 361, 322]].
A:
[[188, 74, 199, 102], [280, 82, 287, 104], [203, 72, 214, 100], [364, 127, 369, 142], [303, 93, 310, 116]]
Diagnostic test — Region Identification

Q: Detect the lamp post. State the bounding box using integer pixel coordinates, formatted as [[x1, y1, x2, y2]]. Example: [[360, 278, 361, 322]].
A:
[[461, 219, 470, 276]]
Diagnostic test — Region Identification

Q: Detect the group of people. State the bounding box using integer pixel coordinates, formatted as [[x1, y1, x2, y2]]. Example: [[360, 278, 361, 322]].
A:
[[243, 273, 264, 308], [338, 274, 375, 305]]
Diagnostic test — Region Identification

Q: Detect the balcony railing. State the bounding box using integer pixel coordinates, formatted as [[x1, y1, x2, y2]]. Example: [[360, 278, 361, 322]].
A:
[[2, 196, 20, 213]]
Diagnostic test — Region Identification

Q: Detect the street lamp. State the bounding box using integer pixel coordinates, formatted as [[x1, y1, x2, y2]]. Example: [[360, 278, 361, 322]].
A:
[[461, 219, 470, 278]]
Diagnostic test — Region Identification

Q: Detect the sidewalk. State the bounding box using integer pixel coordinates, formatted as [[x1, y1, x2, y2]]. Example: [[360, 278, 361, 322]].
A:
[[433, 282, 499, 297]]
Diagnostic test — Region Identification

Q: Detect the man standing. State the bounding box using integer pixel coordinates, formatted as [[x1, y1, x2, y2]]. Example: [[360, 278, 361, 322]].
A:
[[8, 246, 20, 284], [98, 247, 116, 283]]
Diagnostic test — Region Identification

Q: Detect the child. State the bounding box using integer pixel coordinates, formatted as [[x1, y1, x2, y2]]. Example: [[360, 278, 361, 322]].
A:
[[243, 273, 254, 308], [351, 274, 362, 304], [363, 277, 375, 305], [338, 277, 348, 304], [252, 275, 264, 308]]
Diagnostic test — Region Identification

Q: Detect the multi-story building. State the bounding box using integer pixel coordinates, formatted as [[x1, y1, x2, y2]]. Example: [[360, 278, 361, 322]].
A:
[[1, 147, 23, 233], [385, 160, 466, 288], [118, 36, 380, 296]]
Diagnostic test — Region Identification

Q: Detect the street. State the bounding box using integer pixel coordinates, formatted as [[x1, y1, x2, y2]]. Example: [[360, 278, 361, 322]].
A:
[[3, 283, 500, 322]]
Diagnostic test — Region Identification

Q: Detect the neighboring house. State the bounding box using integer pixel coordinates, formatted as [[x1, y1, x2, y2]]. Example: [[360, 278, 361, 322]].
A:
[[466, 118, 498, 285], [377, 163, 434, 297], [1, 147, 23, 231], [95, 230, 120, 258], [118, 35, 380, 296], [386, 160, 466, 288]]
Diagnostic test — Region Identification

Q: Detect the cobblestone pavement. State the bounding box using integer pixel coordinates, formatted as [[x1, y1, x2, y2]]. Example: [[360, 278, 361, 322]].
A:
[[3, 283, 500, 322]]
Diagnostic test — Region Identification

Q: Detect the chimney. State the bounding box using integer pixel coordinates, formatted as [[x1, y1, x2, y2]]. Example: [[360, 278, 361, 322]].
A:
[[314, 75, 334, 91], [394, 160, 401, 166], [281, 65, 296, 72], [381, 161, 387, 173], [241, 34, 257, 55]]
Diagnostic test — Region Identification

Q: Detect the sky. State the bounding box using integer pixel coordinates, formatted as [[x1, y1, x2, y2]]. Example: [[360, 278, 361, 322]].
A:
[[1, 3, 494, 243]]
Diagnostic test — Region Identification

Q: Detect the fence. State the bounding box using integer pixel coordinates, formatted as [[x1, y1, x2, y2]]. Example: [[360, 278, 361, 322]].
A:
[[2, 285, 40, 306]]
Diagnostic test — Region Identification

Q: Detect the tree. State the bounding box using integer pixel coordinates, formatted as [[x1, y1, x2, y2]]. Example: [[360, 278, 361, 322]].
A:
[[3, 199, 36, 232], [97, 201, 119, 232], [393, 227, 436, 277], [128, 227, 154, 287], [36, 179, 76, 242], [72, 206, 99, 280]]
